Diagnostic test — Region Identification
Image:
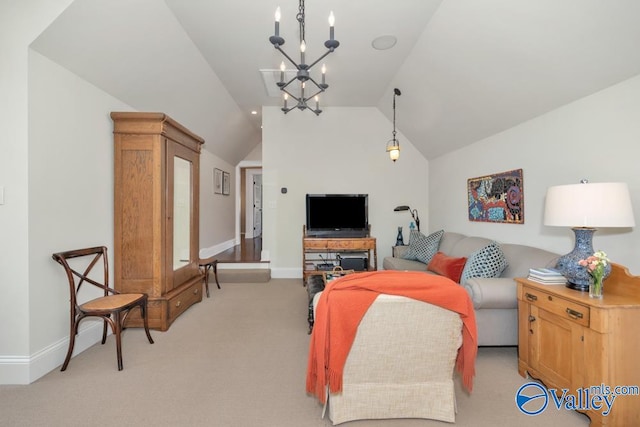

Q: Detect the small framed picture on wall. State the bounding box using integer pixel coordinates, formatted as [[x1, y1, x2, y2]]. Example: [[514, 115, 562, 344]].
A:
[[222, 171, 230, 195], [214, 168, 223, 194]]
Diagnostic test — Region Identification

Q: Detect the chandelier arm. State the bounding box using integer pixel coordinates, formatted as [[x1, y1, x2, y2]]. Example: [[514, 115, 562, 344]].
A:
[[279, 77, 299, 91], [305, 77, 325, 91], [303, 89, 324, 102], [305, 49, 334, 70], [282, 89, 301, 102], [273, 45, 302, 70]]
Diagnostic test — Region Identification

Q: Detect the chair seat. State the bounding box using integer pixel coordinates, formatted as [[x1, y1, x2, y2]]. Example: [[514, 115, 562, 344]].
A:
[[81, 294, 145, 311]]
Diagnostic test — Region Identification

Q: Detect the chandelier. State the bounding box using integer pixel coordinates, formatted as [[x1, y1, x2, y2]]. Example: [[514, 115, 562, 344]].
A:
[[269, 0, 339, 115], [386, 88, 402, 161]]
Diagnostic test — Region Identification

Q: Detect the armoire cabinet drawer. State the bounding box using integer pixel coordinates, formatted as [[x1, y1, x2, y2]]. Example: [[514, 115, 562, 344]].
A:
[[168, 281, 202, 320]]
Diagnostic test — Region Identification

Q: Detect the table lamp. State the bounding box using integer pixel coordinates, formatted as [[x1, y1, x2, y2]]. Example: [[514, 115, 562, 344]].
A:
[[543, 181, 635, 290]]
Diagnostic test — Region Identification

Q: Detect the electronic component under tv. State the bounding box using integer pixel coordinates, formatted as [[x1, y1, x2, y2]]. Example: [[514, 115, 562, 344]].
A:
[[305, 194, 369, 237]]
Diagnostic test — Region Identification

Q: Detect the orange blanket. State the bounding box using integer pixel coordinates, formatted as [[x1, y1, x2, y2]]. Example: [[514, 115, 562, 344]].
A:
[[306, 270, 477, 403]]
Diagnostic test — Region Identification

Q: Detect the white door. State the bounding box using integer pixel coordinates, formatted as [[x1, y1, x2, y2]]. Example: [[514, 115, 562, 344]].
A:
[[253, 174, 262, 237]]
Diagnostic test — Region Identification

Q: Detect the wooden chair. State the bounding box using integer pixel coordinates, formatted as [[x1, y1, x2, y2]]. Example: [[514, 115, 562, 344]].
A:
[[52, 246, 154, 371], [198, 256, 221, 298]]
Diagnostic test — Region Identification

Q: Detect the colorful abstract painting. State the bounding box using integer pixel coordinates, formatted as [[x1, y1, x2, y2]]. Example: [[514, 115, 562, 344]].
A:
[[467, 169, 524, 224]]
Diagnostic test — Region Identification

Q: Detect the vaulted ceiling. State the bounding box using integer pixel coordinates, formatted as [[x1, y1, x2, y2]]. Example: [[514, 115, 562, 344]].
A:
[[31, 0, 640, 164]]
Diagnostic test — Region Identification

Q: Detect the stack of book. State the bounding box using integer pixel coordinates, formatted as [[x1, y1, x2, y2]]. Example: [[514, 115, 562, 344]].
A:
[[528, 267, 566, 284]]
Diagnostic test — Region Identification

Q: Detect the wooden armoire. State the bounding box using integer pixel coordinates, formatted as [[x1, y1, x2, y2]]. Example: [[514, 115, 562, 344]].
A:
[[111, 112, 204, 331]]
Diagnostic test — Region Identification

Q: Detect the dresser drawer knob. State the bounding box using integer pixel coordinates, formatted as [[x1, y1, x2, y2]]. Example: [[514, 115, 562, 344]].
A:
[[176, 300, 181, 307], [525, 293, 538, 302], [528, 315, 536, 322], [193, 288, 198, 294], [566, 308, 583, 319]]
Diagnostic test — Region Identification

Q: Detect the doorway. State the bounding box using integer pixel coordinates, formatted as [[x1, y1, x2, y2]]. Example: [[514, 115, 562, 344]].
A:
[[241, 167, 262, 239]]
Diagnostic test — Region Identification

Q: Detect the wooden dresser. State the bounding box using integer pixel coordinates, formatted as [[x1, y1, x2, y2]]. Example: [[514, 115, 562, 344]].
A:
[[517, 263, 640, 426], [111, 112, 204, 331]]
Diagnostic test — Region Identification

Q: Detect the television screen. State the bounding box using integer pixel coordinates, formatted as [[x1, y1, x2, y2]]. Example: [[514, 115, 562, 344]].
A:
[[306, 194, 368, 237]]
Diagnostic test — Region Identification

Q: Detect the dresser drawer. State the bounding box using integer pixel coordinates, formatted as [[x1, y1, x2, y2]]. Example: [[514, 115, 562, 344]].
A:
[[168, 281, 202, 321], [521, 287, 590, 327]]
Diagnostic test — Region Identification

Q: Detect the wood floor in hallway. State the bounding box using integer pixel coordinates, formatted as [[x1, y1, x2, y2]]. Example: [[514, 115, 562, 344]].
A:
[[215, 237, 262, 263]]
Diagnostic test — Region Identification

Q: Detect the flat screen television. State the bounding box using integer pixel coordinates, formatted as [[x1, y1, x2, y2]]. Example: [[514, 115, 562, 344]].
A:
[[305, 194, 369, 237]]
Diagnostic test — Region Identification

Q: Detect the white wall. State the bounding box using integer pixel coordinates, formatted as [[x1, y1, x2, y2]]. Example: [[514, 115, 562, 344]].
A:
[[430, 74, 640, 274], [200, 150, 236, 257], [2, 28, 239, 384], [0, 0, 76, 385], [262, 106, 429, 278], [27, 51, 134, 381], [243, 142, 263, 162]]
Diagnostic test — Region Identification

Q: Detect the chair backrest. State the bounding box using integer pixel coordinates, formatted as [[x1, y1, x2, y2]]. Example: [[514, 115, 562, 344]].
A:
[[52, 246, 116, 310]]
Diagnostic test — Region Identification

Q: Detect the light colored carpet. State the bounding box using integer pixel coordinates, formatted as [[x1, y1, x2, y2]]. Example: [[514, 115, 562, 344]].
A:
[[0, 279, 590, 426]]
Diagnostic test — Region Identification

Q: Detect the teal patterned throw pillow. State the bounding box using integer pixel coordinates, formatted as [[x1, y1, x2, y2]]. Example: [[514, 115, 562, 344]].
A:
[[460, 241, 508, 284], [402, 229, 444, 265]]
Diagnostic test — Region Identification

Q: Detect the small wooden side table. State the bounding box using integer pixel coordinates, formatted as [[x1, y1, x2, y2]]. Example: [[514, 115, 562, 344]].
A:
[[198, 257, 221, 298]]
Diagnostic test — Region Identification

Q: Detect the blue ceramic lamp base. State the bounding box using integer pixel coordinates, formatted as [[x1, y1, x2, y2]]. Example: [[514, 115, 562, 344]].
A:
[[555, 227, 610, 291]]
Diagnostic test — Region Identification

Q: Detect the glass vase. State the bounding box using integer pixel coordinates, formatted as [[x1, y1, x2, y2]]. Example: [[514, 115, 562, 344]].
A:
[[589, 277, 603, 299]]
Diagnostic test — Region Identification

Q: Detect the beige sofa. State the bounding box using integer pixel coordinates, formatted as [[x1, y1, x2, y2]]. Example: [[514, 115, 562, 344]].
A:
[[312, 293, 464, 424], [383, 231, 559, 346]]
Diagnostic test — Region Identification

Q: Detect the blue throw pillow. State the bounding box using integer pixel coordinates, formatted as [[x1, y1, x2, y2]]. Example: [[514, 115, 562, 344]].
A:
[[402, 229, 444, 265], [460, 241, 509, 284]]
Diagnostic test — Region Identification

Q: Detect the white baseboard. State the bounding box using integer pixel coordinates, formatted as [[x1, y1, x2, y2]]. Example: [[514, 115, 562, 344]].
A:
[[199, 239, 236, 259], [0, 321, 105, 385], [271, 267, 303, 279]]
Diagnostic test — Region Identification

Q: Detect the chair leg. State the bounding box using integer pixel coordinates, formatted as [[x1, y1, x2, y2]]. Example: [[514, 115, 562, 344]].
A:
[[112, 312, 124, 371], [140, 299, 154, 344], [101, 317, 108, 345], [61, 320, 78, 371], [203, 266, 210, 298], [213, 261, 221, 289]]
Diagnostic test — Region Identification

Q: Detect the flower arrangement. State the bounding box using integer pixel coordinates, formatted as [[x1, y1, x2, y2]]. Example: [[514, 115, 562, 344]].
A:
[[578, 250, 610, 298]]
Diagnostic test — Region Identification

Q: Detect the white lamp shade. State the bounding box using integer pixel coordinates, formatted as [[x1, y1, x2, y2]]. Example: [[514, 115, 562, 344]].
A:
[[544, 182, 635, 228]]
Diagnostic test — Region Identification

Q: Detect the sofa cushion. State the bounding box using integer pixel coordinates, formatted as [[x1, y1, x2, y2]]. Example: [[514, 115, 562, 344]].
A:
[[382, 256, 428, 272], [437, 232, 468, 256], [402, 229, 444, 265], [500, 243, 559, 278], [460, 242, 508, 284], [427, 252, 467, 283]]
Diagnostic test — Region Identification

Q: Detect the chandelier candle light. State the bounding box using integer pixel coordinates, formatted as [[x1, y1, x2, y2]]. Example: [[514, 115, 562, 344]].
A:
[[269, 0, 339, 115]]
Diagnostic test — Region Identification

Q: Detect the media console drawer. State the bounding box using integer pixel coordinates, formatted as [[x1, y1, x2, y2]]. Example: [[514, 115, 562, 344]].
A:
[[304, 238, 376, 250]]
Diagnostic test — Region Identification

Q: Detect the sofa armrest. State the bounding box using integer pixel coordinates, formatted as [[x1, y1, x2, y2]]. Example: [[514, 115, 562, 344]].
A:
[[393, 245, 409, 258], [462, 277, 517, 309]]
